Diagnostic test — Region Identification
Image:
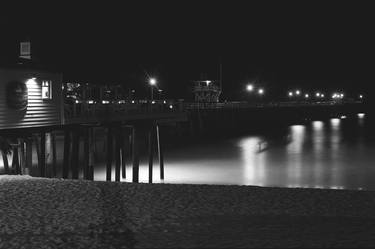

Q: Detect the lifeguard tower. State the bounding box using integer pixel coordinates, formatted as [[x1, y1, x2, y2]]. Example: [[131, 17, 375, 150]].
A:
[[193, 80, 221, 103]]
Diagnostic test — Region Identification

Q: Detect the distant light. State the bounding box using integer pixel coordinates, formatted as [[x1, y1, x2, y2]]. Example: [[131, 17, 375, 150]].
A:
[[305, 94, 309, 98], [330, 118, 341, 127], [340, 115, 347, 119], [206, 80, 211, 86], [258, 88, 264, 95], [87, 100, 94, 104], [288, 91, 293, 97], [102, 100, 110, 104], [321, 94, 325, 98], [169, 105, 173, 109], [151, 100, 155, 104], [316, 92, 321, 97], [75, 100, 80, 104], [332, 94, 337, 99], [149, 78, 157, 86], [131, 100, 135, 104], [246, 84, 254, 92], [163, 100, 167, 104], [358, 113, 365, 118], [359, 95, 363, 99], [295, 90, 300, 95], [118, 100, 125, 104], [340, 93, 344, 98], [26, 78, 37, 86]]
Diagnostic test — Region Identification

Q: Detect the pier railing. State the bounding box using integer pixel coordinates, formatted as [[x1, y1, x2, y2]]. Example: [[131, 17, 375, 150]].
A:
[[64, 101, 186, 124], [182, 100, 364, 110]]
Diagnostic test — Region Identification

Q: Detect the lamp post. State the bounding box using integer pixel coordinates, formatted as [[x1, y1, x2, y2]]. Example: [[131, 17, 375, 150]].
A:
[[246, 84, 254, 92], [149, 78, 157, 102]]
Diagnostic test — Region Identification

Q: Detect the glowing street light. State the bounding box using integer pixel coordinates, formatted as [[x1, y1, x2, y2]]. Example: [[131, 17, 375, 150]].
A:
[[148, 78, 157, 101], [288, 91, 293, 97], [321, 94, 325, 98], [258, 88, 264, 95], [295, 90, 300, 96], [316, 92, 321, 97], [149, 78, 157, 86], [246, 84, 254, 92], [305, 94, 309, 98], [359, 94, 363, 99]]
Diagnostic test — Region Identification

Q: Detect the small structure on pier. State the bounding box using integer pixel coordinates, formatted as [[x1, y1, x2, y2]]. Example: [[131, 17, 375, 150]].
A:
[[192, 80, 221, 103]]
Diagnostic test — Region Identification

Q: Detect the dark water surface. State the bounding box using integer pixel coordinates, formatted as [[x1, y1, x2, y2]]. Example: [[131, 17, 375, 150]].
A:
[[92, 112, 375, 190]]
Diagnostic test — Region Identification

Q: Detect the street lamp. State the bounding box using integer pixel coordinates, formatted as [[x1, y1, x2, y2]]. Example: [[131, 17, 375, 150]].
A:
[[149, 78, 157, 101], [246, 84, 254, 92], [288, 91, 293, 97], [305, 94, 309, 99], [295, 90, 300, 96], [258, 88, 264, 95]]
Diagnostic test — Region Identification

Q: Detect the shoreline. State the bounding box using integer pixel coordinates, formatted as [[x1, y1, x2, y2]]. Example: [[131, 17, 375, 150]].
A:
[[1, 175, 375, 248]]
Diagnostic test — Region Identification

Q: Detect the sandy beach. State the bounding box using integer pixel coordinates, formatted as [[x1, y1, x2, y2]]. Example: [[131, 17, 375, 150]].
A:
[[1, 175, 375, 248]]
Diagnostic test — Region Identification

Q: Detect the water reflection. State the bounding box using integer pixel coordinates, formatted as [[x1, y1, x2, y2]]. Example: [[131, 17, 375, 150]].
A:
[[87, 114, 375, 191]]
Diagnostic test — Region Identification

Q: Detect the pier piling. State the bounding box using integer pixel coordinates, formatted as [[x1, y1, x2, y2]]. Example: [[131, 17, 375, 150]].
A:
[[63, 129, 71, 179], [132, 126, 139, 183], [106, 126, 113, 181], [157, 125, 164, 180]]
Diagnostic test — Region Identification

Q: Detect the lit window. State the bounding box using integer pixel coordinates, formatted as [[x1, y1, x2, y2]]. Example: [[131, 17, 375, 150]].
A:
[[42, 80, 52, 99]]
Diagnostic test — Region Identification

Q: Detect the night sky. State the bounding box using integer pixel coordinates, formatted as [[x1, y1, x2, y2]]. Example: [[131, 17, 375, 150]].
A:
[[1, 2, 374, 100]]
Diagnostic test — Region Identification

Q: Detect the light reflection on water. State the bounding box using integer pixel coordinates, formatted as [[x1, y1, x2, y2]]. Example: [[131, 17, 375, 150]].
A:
[[157, 114, 375, 190], [91, 114, 375, 190]]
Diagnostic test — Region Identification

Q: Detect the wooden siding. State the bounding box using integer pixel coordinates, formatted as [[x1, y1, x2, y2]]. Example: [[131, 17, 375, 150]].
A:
[[0, 68, 63, 130]]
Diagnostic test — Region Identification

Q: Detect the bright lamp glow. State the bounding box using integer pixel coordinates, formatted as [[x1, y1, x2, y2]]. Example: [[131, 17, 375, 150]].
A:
[[305, 94, 309, 98], [246, 84, 254, 91], [295, 90, 300, 95], [149, 78, 157, 86], [258, 88, 264, 95], [359, 95, 363, 99], [288, 91, 293, 97], [316, 92, 320, 97]]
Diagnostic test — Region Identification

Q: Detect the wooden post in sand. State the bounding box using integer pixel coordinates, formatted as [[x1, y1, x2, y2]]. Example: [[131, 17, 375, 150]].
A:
[[83, 126, 90, 180], [12, 145, 20, 175], [51, 133, 57, 178], [156, 124, 164, 180], [25, 139, 33, 175], [106, 126, 113, 181], [148, 124, 155, 183], [115, 125, 121, 182], [63, 128, 71, 179], [71, 127, 80, 179], [89, 127, 95, 180], [1, 150, 9, 174], [121, 127, 126, 179], [40, 131, 46, 177], [132, 125, 139, 183]]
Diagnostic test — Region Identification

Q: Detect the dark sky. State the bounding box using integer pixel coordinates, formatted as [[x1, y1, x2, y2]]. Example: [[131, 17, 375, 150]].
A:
[[1, 2, 374, 100]]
